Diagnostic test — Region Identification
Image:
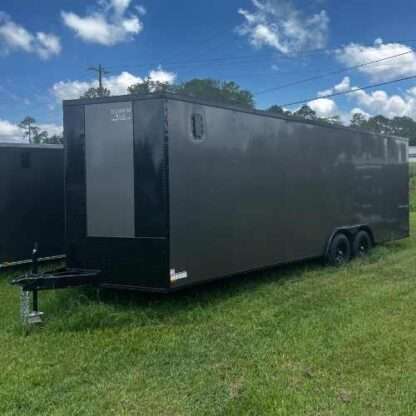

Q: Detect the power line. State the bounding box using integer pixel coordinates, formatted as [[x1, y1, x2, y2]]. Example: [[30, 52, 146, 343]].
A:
[[1, 41, 416, 107], [280, 74, 416, 107], [106, 28, 240, 72], [105, 52, 274, 71], [255, 48, 415, 96], [160, 28, 234, 70], [104, 39, 416, 73]]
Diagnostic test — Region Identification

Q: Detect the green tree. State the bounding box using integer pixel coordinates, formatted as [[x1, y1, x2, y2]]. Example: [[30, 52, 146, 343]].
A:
[[323, 115, 342, 126], [31, 129, 48, 144], [128, 78, 255, 108], [349, 113, 416, 144], [174, 79, 254, 108], [390, 116, 416, 145], [364, 115, 394, 135], [128, 78, 171, 95], [267, 105, 292, 116], [350, 112, 368, 128], [18, 116, 49, 144], [43, 134, 64, 145], [18, 116, 36, 143], [81, 87, 111, 99], [294, 105, 317, 121]]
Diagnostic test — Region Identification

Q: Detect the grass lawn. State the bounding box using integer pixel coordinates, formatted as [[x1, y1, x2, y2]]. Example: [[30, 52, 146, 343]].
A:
[[1, 214, 416, 414]]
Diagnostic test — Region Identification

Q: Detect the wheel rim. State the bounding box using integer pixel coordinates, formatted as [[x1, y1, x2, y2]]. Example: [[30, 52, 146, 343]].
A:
[[358, 237, 369, 256], [335, 241, 348, 264]]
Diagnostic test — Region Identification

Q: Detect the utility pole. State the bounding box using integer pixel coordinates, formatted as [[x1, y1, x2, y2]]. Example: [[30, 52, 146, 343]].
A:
[[88, 64, 110, 96]]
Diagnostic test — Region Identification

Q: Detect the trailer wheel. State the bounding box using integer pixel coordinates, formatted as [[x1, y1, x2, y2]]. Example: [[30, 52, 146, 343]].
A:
[[352, 230, 372, 258], [327, 233, 351, 266]]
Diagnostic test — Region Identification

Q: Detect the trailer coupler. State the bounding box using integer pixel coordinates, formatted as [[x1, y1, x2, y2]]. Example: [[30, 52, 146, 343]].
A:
[[11, 248, 101, 327]]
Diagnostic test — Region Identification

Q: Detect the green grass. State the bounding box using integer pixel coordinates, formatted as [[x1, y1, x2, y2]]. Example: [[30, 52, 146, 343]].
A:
[[1, 223, 416, 414], [409, 162, 416, 178], [410, 177, 416, 213]]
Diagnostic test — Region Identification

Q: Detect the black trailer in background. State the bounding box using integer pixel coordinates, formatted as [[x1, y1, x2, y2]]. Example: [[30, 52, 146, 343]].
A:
[[53, 93, 408, 293], [0, 144, 65, 267]]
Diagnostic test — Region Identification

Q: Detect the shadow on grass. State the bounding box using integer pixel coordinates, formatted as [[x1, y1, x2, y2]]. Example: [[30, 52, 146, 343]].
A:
[[6, 238, 409, 334], [100, 257, 324, 306], [37, 257, 326, 333]]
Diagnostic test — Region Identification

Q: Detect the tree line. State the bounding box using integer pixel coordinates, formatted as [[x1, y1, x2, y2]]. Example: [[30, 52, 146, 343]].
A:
[[20, 78, 416, 145], [100, 78, 416, 145], [18, 116, 63, 144]]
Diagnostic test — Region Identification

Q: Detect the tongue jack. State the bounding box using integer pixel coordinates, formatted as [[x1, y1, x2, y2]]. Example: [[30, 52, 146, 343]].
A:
[[20, 243, 44, 329]]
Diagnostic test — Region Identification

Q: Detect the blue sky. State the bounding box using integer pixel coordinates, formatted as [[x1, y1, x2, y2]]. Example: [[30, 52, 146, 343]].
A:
[[1, 0, 416, 141]]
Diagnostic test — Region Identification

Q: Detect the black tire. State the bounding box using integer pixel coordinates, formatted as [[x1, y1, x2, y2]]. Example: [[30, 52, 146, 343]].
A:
[[352, 230, 372, 258], [327, 233, 352, 266]]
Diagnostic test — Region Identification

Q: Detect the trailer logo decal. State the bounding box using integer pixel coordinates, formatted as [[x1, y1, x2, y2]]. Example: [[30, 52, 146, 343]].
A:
[[110, 107, 132, 122], [170, 269, 188, 282]]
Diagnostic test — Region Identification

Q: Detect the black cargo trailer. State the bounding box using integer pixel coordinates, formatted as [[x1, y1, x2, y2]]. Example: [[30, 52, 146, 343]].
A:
[[0, 143, 65, 267], [14, 94, 409, 297]]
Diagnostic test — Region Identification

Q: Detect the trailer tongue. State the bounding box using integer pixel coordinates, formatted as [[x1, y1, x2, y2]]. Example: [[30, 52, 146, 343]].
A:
[[11, 247, 101, 326], [13, 268, 101, 291]]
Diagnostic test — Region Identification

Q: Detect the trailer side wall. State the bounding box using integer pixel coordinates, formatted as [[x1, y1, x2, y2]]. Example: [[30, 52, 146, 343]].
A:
[[167, 99, 409, 287], [0, 145, 64, 265]]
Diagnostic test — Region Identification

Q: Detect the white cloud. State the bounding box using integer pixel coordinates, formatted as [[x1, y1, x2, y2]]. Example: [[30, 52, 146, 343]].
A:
[[52, 79, 97, 102], [350, 107, 370, 120], [35, 33, 62, 59], [51, 69, 176, 101], [149, 67, 177, 84], [109, 0, 132, 16], [237, 0, 329, 55], [318, 76, 351, 97], [0, 13, 32, 52], [0, 119, 63, 143], [308, 98, 338, 118], [318, 75, 416, 119], [0, 12, 61, 59], [349, 88, 416, 119], [0, 119, 23, 142], [0, 120, 62, 143], [106, 71, 143, 94], [135, 5, 147, 16], [38, 123, 63, 138], [62, 0, 143, 46], [336, 39, 416, 82]]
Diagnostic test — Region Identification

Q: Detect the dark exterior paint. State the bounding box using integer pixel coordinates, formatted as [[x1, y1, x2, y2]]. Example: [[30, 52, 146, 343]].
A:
[[133, 99, 169, 238], [0, 144, 65, 266], [85, 101, 135, 238], [167, 99, 409, 288], [64, 98, 169, 290], [63, 94, 409, 292]]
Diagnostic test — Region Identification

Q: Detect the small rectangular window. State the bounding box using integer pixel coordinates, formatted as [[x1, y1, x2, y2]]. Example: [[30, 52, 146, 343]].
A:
[[192, 113, 204, 140], [21, 152, 31, 169]]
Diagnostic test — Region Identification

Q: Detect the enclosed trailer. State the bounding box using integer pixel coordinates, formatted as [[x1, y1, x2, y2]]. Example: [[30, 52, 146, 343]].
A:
[[0, 143, 65, 267], [14, 93, 409, 298]]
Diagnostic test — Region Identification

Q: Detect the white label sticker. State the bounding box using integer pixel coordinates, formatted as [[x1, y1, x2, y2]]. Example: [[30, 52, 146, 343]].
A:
[[170, 269, 188, 282], [110, 107, 132, 122]]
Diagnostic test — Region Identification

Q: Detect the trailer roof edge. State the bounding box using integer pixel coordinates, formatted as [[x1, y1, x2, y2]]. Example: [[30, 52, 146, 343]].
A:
[[62, 93, 408, 143], [0, 143, 63, 149]]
